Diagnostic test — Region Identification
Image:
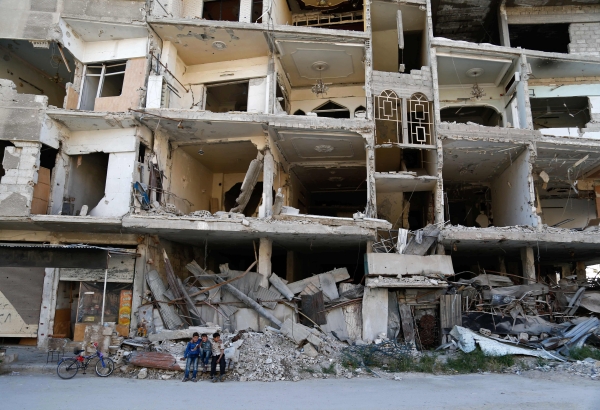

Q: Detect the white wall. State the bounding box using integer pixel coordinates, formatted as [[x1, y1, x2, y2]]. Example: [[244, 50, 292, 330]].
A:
[[491, 149, 537, 227], [90, 152, 136, 217], [64, 129, 138, 155], [270, 0, 292, 25], [541, 199, 597, 229]]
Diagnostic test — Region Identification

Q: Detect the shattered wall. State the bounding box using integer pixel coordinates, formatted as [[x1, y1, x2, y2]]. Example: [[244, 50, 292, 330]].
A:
[[0, 141, 41, 216], [372, 68, 433, 100]]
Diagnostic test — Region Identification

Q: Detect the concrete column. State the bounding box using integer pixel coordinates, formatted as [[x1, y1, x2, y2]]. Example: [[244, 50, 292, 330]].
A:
[[561, 264, 571, 280], [286, 250, 295, 283], [263, 149, 274, 218], [37, 268, 60, 349], [130, 240, 148, 336], [520, 247, 536, 284], [258, 237, 272, 287], [594, 185, 600, 219], [239, 0, 253, 22], [517, 54, 534, 130], [362, 287, 388, 342], [576, 262, 587, 283], [498, 3, 511, 47], [365, 138, 377, 218]]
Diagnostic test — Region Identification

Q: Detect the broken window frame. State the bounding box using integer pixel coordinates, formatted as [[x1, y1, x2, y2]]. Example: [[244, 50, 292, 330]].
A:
[[78, 61, 127, 109]]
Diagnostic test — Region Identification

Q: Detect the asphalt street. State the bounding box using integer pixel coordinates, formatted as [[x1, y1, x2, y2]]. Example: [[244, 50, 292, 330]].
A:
[[0, 371, 598, 410]]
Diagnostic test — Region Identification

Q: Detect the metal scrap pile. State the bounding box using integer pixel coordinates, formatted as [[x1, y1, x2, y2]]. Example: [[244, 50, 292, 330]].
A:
[[445, 272, 600, 359]]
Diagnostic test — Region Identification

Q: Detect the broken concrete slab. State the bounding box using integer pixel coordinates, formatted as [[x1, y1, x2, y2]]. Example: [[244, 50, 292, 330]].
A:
[[362, 287, 388, 343], [280, 318, 323, 348], [366, 254, 454, 277], [268, 273, 294, 301], [403, 224, 440, 255], [147, 326, 221, 342], [287, 268, 350, 295], [319, 273, 340, 301]]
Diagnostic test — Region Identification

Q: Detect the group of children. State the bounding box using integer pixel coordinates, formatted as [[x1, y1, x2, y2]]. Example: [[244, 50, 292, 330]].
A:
[[181, 332, 226, 383]]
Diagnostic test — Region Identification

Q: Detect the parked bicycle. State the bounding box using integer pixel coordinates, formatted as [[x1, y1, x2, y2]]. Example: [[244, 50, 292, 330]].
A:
[[56, 342, 115, 379]]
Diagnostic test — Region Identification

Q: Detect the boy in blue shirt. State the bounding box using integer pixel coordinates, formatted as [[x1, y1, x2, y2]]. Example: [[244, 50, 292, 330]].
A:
[[181, 332, 201, 382]]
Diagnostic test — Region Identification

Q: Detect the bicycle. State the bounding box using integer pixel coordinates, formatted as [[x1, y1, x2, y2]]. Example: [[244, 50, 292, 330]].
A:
[[56, 342, 115, 379]]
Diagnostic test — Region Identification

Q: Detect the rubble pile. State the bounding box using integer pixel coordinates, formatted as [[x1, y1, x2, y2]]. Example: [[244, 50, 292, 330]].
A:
[[231, 329, 349, 382]]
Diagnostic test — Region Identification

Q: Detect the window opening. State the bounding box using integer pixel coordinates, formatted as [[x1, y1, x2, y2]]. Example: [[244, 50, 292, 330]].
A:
[[203, 0, 240, 22], [509, 24, 570, 54], [205, 81, 249, 112], [375, 90, 401, 144], [293, 109, 306, 116], [312, 101, 350, 118], [441, 106, 502, 127], [407, 93, 433, 145], [79, 61, 126, 110], [0, 140, 15, 179]]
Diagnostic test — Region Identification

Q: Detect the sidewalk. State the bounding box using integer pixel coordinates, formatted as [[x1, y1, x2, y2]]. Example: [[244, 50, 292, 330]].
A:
[[0, 346, 60, 374]]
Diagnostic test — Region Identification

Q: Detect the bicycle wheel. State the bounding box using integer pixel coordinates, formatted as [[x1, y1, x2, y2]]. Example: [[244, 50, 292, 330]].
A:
[[95, 357, 115, 377], [57, 358, 79, 379]]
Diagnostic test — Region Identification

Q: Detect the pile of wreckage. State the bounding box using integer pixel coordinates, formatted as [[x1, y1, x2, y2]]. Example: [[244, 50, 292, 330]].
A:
[[105, 248, 366, 381], [443, 270, 600, 361], [98, 224, 599, 381]]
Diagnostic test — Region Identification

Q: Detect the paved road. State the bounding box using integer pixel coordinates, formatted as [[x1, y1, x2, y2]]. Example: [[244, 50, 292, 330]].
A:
[[0, 372, 598, 410]]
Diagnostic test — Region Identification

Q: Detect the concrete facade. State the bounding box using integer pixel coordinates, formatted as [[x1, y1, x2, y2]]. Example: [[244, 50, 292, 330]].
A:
[[0, 0, 599, 347]]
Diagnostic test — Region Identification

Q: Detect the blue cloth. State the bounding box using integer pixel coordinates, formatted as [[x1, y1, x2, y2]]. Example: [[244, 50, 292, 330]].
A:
[[184, 340, 201, 358], [184, 356, 199, 379]]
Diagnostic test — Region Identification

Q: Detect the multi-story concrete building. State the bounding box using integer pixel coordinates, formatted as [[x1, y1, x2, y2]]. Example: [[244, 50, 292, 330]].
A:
[[0, 0, 599, 348]]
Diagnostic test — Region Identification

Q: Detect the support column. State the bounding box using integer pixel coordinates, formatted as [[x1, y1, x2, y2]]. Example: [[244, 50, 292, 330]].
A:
[[130, 240, 148, 337], [286, 250, 295, 283], [37, 268, 60, 349], [520, 247, 536, 284], [364, 133, 377, 218], [576, 262, 587, 283], [498, 3, 511, 47], [263, 149, 274, 218], [258, 237, 272, 288], [498, 256, 507, 273], [561, 264, 571, 280]]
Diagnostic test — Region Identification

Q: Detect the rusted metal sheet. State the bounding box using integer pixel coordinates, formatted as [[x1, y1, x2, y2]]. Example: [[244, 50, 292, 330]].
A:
[[128, 352, 182, 371]]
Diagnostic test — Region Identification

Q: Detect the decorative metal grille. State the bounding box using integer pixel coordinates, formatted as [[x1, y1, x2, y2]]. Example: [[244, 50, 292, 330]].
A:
[[374, 90, 401, 144], [407, 93, 433, 145]]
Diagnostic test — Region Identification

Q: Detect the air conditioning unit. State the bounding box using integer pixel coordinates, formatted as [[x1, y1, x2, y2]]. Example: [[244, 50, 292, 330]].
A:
[[505, 72, 521, 97]]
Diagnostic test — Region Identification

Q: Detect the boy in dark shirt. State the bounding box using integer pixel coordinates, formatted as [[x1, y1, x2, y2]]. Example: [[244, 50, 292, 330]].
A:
[[181, 332, 201, 382], [199, 333, 212, 372]]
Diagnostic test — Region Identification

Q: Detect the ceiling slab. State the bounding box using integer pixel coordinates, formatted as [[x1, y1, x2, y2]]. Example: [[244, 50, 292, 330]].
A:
[[180, 141, 258, 173], [47, 110, 139, 131], [437, 52, 514, 86], [292, 165, 366, 192], [442, 139, 526, 181], [149, 23, 269, 65], [528, 56, 600, 79], [63, 18, 148, 42], [534, 142, 600, 180], [276, 40, 365, 87], [275, 129, 366, 164]]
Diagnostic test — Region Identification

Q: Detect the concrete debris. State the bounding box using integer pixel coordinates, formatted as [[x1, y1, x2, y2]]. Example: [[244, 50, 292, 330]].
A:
[[287, 268, 350, 295], [137, 368, 148, 379]]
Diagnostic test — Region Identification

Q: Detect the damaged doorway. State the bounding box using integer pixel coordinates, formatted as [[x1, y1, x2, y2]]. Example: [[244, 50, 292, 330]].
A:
[[205, 81, 249, 112], [64, 152, 109, 216]]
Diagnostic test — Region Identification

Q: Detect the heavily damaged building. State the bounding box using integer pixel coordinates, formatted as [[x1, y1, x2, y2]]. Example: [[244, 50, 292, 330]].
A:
[[0, 0, 599, 360]]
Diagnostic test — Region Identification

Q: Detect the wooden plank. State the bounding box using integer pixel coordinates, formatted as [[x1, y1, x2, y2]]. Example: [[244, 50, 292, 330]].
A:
[[398, 303, 415, 344], [301, 291, 326, 326], [403, 224, 440, 256], [440, 295, 462, 332]]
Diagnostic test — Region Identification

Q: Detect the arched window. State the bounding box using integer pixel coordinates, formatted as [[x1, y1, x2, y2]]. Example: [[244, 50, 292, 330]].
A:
[[354, 105, 366, 118], [440, 105, 502, 127], [312, 101, 350, 118], [407, 93, 433, 145], [374, 90, 401, 144], [293, 109, 306, 116]]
